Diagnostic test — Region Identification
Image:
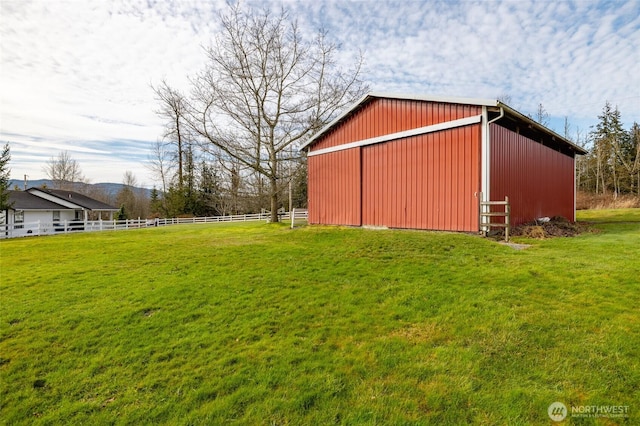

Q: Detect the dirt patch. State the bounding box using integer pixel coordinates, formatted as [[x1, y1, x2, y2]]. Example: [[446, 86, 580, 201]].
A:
[[511, 216, 591, 238], [499, 242, 531, 250]]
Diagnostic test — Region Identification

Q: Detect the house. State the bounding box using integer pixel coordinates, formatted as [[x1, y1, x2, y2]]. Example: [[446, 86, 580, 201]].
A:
[[26, 188, 118, 221], [301, 93, 587, 232], [1, 188, 118, 236]]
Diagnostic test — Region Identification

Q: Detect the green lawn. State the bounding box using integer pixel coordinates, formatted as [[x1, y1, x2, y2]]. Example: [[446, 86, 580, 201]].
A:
[[1, 209, 638, 425]]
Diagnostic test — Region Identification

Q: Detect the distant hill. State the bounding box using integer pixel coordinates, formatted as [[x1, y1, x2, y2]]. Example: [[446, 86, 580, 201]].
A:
[[8, 179, 152, 198]]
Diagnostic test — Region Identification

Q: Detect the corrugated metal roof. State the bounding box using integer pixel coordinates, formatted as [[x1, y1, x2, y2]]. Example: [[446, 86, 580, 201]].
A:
[[301, 92, 588, 155], [496, 102, 588, 155]]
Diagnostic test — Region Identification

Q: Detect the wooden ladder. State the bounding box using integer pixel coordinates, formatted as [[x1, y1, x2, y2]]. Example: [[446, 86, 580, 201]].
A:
[[479, 193, 511, 242]]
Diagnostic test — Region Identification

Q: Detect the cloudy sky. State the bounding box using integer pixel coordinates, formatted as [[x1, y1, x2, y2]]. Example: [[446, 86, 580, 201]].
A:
[[1, 0, 639, 186]]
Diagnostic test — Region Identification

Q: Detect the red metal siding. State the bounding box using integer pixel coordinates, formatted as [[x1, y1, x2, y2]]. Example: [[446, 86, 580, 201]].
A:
[[312, 99, 482, 151], [361, 124, 481, 231], [307, 148, 361, 226], [490, 124, 575, 225]]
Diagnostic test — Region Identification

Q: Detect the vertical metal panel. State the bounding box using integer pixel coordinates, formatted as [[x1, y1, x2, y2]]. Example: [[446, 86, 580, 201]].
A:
[[490, 124, 575, 225], [311, 99, 482, 151], [308, 98, 485, 230], [307, 148, 361, 226], [360, 124, 481, 231]]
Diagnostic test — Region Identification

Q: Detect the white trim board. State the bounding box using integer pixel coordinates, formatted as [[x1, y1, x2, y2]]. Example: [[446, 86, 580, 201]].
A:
[[307, 114, 482, 157]]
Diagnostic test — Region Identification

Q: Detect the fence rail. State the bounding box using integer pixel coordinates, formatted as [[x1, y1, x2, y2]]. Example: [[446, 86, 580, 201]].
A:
[[0, 210, 308, 239]]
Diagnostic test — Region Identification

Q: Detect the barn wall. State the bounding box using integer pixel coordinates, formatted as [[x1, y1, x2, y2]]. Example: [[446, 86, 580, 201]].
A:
[[361, 124, 481, 231], [313, 98, 482, 151], [490, 124, 575, 225], [307, 147, 361, 226]]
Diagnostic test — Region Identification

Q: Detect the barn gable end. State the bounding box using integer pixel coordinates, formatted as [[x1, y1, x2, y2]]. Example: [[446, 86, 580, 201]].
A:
[[304, 93, 586, 232], [311, 98, 482, 151]]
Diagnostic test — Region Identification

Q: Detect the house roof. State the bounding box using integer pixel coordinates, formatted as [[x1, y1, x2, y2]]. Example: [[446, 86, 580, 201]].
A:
[[6, 190, 71, 210], [26, 188, 119, 211], [301, 92, 588, 155]]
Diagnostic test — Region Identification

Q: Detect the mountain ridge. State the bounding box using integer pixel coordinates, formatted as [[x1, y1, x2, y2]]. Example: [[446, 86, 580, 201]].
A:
[[8, 179, 152, 197]]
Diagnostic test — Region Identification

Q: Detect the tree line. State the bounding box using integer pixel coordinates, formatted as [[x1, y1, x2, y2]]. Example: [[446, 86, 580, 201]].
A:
[[574, 103, 639, 197]]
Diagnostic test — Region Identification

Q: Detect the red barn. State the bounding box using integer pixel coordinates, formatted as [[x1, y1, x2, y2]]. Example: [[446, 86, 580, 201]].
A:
[[301, 93, 587, 232]]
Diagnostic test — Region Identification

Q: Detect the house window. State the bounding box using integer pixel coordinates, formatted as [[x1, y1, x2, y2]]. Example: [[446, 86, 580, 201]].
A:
[[75, 210, 83, 221], [15, 210, 24, 229], [53, 211, 60, 223], [0, 210, 5, 225]]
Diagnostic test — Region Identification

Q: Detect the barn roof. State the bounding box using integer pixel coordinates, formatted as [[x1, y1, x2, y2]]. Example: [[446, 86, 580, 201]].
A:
[[301, 92, 588, 155]]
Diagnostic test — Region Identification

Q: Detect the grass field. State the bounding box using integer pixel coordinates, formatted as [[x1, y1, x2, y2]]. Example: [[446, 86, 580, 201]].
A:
[[1, 209, 639, 425]]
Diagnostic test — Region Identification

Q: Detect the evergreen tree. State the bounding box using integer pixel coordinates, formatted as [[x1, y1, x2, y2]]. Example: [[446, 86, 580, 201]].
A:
[[115, 205, 127, 221], [619, 122, 640, 195], [149, 187, 163, 217], [290, 157, 308, 209], [164, 186, 187, 218], [589, 102, 627, 195], [198, 161, 221, 216], [0, 143, 11, 212]]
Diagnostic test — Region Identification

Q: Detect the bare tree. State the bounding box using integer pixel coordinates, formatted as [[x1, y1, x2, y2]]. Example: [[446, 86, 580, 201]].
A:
[[563, 116, 571, 140], [612, 121, 639, 196], [631, 123, 640, 196], [535, 103, 549, 127], [184, 3, 367, 222], [497, 94, 512, 105], [574, 127, 588, 191], [116, 171, 149, 219], [43, 151, 86, 190], [153, 81, 191, 190], [147, 140, 174, 196]]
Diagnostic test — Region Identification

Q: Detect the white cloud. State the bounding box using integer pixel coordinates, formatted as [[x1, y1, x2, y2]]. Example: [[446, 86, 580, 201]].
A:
[[1, 0, 638, 184]]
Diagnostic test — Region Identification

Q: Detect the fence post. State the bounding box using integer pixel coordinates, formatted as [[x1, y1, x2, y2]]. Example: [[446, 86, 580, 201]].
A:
[[291, 208, 295, 229]]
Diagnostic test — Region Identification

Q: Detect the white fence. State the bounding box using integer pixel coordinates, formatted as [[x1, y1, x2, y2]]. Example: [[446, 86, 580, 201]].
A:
[[0, 210, 308, 239]]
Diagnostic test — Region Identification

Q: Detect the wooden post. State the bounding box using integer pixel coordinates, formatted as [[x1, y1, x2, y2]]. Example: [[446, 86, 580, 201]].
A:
[[505, 196, 510, 242], [477, 192, 483, 235], [289, 180, 293, 216]]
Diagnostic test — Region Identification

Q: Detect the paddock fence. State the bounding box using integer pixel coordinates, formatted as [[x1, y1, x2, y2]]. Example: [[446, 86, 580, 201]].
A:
[[0, 210, 308, 239]]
